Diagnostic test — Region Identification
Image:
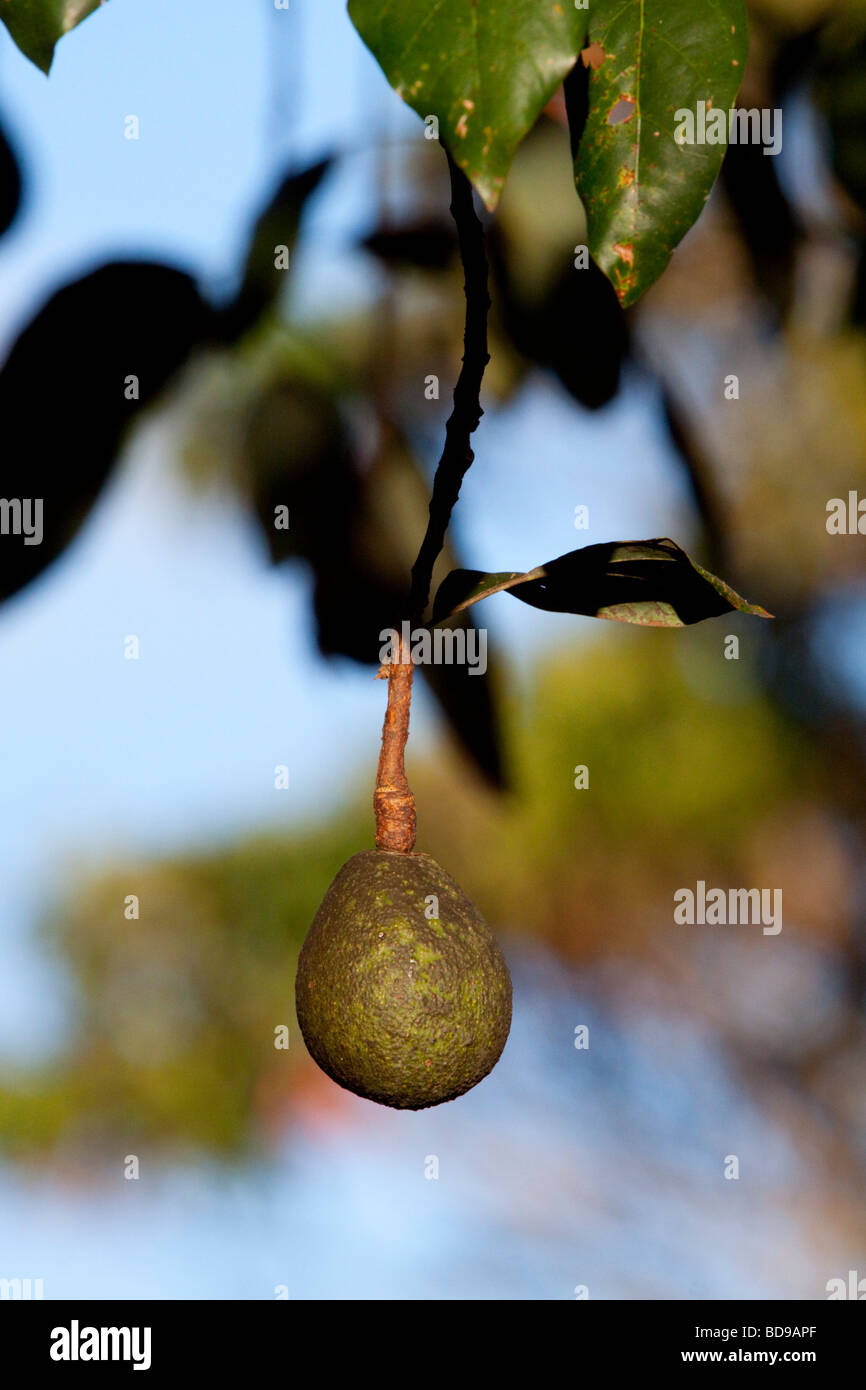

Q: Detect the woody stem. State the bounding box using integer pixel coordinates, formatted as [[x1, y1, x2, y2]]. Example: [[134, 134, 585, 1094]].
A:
[[373, 635, 416, 853]]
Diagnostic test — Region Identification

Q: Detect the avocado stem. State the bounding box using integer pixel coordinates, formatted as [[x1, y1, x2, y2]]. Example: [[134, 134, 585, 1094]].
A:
[[374, 635, 417, 853]]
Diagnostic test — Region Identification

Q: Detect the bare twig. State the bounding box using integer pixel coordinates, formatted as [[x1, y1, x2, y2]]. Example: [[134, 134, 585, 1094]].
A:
[[406, 150, 491, 620]]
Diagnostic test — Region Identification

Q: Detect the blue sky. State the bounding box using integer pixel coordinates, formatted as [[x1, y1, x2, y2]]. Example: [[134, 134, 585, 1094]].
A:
[[0, 0, 860, 1305]]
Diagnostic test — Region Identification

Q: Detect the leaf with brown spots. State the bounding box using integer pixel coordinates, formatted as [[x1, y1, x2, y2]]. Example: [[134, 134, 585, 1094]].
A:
[[581, 42, 606, 71], [572, 0, 748, 307], [347, 0, 588, 211]]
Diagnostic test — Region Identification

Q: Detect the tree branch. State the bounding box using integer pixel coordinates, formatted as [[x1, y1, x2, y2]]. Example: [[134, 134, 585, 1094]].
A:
[[406, 151, 491, 620]]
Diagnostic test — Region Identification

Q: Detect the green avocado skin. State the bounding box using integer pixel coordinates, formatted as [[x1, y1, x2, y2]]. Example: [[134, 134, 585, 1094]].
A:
[[295, 850, 512, 1109]]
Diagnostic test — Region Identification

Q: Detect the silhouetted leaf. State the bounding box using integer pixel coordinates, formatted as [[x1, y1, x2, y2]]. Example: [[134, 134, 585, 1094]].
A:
[[361, 220, 457, 272], [416, 617, 505, 789], [218, 158, 330, 342], [0, 117, 22, 239], [721, 138, 801, 319], [348, 0, 587, 210], [0, 0, 103, 74], [491, 235, 627, 410], [572, 0, 748, 305], [244, 378, 358, 565], [0, 262, 209, 602], [434, 569, 527, 622], [433, 539, 772, 628]]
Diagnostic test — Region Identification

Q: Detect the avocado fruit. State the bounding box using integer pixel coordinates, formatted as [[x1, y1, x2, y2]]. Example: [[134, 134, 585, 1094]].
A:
[[295, 849, 512, 1109]]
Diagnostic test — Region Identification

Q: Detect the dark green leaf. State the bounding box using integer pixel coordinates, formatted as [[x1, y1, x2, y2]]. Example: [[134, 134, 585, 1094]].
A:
[[433, 539, 772, 628], [0, 0, 104, 74], [347, 0, 587, 210], [573, 0, 748, 306]]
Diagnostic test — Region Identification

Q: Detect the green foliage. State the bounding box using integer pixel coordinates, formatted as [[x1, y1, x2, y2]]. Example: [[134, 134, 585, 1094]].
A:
[[0, 0, 104, 74], [574, 0, 748, 305], [349, 0, 747, 306], [0, 821, 364, 1157], [413, 634, 815, 954], [347, 0, 587, 210]]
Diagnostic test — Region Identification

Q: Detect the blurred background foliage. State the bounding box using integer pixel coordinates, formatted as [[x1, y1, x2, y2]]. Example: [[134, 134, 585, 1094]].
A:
[[1, 0, 866, 1284], [0, 632, 845, 1157]]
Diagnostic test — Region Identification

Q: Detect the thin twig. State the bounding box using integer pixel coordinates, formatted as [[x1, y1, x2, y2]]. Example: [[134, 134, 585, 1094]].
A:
[[406, 151, 491, 620]]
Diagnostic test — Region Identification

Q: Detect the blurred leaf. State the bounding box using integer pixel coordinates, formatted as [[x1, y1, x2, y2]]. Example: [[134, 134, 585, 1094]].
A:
[[483, 116, 628, 407], [491, 235, 627, 409], [0, 262, 209, 603], [700, 332, 866, 607], [243, 392, 506, 786], [347, 0, 587, 210], [361, 219, 457, 272], [0, 117, 22, 238], [244, 377, 358, 565], [0, 0, 103, 74], [573, 0, 748, 305], [433, 538, 772, 627], [721, 137, 801, 318], [218, 158, 330, 342], [815, 27, 866, 216], [418, 618, 506, 790]]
